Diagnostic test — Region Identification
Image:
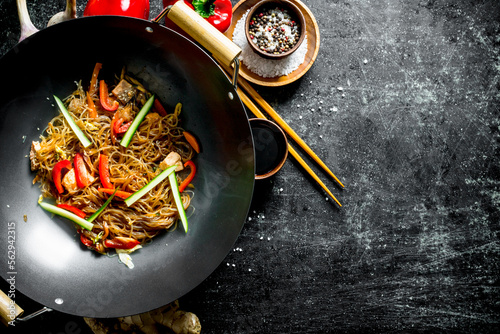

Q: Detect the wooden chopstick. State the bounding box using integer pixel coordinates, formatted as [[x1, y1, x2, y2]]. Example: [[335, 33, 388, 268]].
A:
[[237, 88, 342, 207], [238, 78, 345, 189]]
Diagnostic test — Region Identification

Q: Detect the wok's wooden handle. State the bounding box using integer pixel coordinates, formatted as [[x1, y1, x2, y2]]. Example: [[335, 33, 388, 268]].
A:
[[167, 1, 241, 67], [0, 289, 24, 326]]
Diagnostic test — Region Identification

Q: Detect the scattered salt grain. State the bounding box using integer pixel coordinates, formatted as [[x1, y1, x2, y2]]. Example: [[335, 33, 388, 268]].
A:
[[331, 106, 338, 112], [318, 122, 321, 126], [299, 115, 302, 119], [337, 87, 344, 91], [232, 9, 308, 78], [363, 58, 368, 64]]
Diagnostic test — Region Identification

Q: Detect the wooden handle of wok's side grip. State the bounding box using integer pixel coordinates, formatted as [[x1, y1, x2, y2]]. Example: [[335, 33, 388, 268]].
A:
[[167, 1, 241, 67], [0, 290, 24, 326]]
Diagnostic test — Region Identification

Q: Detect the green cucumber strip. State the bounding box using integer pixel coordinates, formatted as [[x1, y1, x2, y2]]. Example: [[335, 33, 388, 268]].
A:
[[124, 165, 177, 207], [53, 95, 92, 148], [39, 201, 94, 231], [169, 172, 188, 233], [120, 94, 155, 148], [87, 189, 117, 223]]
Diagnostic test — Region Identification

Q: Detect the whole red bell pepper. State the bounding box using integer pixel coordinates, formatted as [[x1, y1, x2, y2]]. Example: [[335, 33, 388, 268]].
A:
[[163, 0, 232, 33], [83, 0, 150, 19], [52, 159, 72, 194]]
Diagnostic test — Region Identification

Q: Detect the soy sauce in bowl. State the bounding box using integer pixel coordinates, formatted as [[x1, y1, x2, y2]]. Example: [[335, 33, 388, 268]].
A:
[[249, 118, 288, 179]]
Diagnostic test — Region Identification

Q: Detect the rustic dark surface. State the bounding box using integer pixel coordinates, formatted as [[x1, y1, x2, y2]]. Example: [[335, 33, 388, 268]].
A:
[[1, 0, 499, 333]]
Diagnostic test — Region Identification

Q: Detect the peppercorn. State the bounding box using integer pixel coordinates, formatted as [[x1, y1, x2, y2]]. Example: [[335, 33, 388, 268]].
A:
[[248, 6, 301, 55]]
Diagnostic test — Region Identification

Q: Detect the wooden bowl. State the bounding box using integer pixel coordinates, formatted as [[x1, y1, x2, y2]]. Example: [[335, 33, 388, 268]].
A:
[[245, 0, 306, 60], [225, 0, 320, 86]]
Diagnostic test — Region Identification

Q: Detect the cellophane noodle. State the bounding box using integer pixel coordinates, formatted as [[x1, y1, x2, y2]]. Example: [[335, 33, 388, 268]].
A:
[[32, 67, 194, 253]]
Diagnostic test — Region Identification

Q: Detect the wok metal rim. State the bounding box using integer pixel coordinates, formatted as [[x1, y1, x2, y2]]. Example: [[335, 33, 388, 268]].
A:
[[0, 15, 255, 319]]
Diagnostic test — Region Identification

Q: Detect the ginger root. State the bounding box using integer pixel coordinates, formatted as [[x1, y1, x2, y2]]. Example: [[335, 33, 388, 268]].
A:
[[84, 300, 201, 334]]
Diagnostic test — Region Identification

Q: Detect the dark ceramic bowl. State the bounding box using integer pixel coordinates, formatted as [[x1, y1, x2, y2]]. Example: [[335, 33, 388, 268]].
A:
[[245, 0, 306, 59]]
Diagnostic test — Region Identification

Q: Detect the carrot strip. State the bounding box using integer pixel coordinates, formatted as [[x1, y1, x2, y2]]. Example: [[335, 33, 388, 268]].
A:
[[89, 63, 102, 96], [183, 131, 200, 153], [98, 187, 132, 199], [87, 91, 97, 118]]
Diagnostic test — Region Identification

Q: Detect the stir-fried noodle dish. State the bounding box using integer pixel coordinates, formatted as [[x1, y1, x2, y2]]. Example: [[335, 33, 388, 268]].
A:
[[30, 64, 198, 259]]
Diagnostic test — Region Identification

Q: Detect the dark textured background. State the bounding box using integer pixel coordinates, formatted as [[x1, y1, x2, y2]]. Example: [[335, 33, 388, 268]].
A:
[[1, 0, 499, 333]]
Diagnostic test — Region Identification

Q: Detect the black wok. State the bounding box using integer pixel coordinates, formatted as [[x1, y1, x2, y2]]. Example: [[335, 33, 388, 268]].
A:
[[0, 4, 254, 319]]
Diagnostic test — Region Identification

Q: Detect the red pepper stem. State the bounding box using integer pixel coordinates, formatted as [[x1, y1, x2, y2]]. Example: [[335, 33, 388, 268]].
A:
[[192, 0, 216, 19]]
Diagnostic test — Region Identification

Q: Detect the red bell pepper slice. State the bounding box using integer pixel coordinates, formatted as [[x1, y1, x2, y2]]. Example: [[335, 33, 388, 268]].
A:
[[179, 160, 196, 192], [74, 153, 93, 188], [99, 154, 114, 189], [56, 203, 86, 219], [113, 118, 132, 134], [153, 98, 167, 116], [99, 80, 119, 111], [104, 237, 140, 249], [78, 230, 94, 248], [98, 188, 133, 199], [52, 159, 72, 194], [111, 112, 133, 144]]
